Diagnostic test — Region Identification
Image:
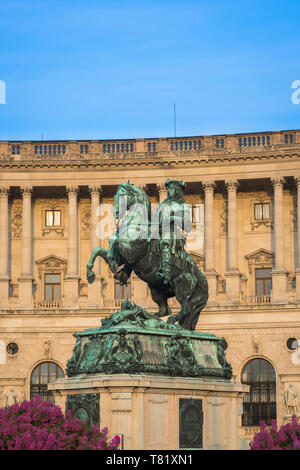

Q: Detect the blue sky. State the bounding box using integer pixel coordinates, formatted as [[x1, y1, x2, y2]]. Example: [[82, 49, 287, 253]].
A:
[[0, 0, 299, 140]]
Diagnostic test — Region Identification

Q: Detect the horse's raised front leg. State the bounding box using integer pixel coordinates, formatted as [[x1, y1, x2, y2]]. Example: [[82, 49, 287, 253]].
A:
[[86, 247, 118, 284]]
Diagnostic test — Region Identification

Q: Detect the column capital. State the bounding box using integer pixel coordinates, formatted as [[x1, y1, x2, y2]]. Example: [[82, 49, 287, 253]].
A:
[[20, 186, 33, 197], [66, 185, 79, 196], [138, 183, 148, 193], [271, 176, 285, 189], [0, 186, 10, 198], [88, 185, 102, 197], [202, 181, 215, 193], [157, 182, 166, 192], [225, 180, 239, 192]]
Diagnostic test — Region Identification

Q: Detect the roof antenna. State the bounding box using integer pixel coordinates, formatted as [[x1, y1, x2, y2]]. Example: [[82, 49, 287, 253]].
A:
[[41, 133, 44, 141], [174, 103, 176, 137]]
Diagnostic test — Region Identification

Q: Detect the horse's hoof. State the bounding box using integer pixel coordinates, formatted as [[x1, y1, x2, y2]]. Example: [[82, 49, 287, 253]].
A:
[[167, 316, 176, 324], [87, 272, 95, 284]]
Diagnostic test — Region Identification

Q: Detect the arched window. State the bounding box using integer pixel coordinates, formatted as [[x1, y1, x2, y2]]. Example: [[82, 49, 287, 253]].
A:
[[241, 358, 276, 426], [30, 361, 64, 403]]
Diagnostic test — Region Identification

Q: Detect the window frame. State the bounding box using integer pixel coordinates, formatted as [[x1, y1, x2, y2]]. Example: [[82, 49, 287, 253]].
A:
[[241, 358, 276, 426], [44, 273, 61, 302], [30, 361, 64, 403], [114, 279, 131, 300], [45, 209, 61, 227], [254, 202, 270, 221]]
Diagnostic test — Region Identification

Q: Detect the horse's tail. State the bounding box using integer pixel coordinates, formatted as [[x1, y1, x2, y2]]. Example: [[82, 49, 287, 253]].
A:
[[180, 268, 209, 330]]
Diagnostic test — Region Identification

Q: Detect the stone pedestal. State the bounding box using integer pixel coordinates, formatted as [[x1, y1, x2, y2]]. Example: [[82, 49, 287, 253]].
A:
[[49, 374, 248, 450]]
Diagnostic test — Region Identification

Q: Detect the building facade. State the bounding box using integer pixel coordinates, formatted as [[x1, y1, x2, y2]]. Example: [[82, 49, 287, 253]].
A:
[[1, 129, 300, 444]]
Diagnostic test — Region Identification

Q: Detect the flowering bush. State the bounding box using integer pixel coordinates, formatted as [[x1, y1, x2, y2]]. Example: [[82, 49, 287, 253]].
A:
[[250, 415, 300, 450], [0, 395, 117, 450]]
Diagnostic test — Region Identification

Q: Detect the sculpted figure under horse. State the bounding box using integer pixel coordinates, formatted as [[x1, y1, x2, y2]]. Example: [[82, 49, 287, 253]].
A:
[[86, 181, 208, 330]]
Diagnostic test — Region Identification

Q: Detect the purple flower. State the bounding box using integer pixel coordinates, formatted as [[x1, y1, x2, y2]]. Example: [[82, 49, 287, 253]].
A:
[[0, 395, 115, 450]]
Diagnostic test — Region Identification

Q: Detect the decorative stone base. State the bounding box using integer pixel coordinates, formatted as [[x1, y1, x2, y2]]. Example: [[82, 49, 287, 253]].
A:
[[49, 374, 248, 450]]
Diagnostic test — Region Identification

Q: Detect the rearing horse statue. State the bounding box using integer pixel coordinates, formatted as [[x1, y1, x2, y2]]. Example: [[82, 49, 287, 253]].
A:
[[86, 182, 208, 330]]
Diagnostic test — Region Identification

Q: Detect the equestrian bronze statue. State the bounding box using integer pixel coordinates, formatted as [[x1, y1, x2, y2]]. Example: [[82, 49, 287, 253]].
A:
[[86, 180, 208, 331]]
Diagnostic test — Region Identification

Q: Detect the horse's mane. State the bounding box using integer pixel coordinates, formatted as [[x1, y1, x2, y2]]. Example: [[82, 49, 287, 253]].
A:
[[117, 183, 151, 218]]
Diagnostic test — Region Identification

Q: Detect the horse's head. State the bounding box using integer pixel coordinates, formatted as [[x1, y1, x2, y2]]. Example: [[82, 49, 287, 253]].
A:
[[113, 182, 151, 221]]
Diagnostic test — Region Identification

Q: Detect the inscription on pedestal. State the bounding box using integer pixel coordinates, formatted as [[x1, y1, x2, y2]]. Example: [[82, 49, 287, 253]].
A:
[[179, 398, 203, 449], [66, 393, 100, 426]]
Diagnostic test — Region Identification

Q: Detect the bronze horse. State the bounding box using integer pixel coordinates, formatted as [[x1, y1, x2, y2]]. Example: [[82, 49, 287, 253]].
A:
[[86, 183, 208, 330]]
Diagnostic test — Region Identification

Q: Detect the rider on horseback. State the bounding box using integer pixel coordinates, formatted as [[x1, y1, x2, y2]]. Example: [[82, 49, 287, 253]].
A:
[[154, 179, 192, 286]]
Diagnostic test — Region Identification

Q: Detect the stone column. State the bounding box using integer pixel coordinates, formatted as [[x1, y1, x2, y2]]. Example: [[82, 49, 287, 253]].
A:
[[271, 177, 288, 303], [295, 177, 300, 302], [0, 187, 10, 309], [203, 181, 218, 305], [64, 186, 79, 309], [17, 186, 33, 309], [157, 183, 168, 203], [224, 180, 241, 305], [87, 185, 103, 307]]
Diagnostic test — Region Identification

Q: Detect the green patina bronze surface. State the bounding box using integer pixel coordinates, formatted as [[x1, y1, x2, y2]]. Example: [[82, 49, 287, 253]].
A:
[[66, 180, 232, 380], [86, 180, 208, 331], [66, 300, 232, 379], [66, 393, 100, 426]]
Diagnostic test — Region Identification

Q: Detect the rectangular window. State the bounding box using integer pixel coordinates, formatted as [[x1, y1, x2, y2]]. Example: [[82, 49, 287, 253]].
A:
[[45, 210, 61, 227], [254, 203, 270, 220], [45, 274, 61, 301], [115, 280, 131, 300], [255, 268, 272, 296]]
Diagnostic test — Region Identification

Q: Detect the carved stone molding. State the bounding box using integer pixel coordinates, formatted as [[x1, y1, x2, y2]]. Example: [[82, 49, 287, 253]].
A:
[[271, 176, 286, 189], [220, 197, 227, 234], [245, 248, 273, 273], [35, 254, 67, 304], [35, 199, 66, 237], [249, 192, 272, 231], [11, 202, 22, 238], [20, 186, 33, 197], [189, 251, 205, 273], [0, 186, 10, 198], [252, 335, 261, 355], [66, 186, 79, 196], [202, 181, 215, 193], [225, 180, 239, 192], [36, 254, 68, 279], [80, 199, 91, 239], [88, 185, 102, 197], [44, 340, 51, 358]]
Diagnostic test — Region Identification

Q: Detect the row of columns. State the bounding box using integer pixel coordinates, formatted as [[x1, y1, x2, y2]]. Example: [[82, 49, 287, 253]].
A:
[[157, 177, 298, 305], [0, 185, 104, 310], [0, 177, 298, 309]]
